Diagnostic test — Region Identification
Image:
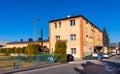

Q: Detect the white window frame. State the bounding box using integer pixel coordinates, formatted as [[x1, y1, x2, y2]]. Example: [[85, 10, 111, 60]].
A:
[[59, 22, 61, 28], [71, 34, 76, 41], [55, 23, 57, 28], [70, 20, 75, 26], [71, 48, 76, 54], [56, 36, 60, 41]]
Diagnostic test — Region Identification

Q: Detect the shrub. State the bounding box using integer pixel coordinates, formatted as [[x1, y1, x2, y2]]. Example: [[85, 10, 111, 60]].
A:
[[54, 40, 67, 63], [25, 43, 41, 55], [5, 48, 11, 55]]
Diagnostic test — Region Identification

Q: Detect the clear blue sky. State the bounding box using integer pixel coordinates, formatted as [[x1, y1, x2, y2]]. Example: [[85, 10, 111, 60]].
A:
[[0, 0, 120, 43]]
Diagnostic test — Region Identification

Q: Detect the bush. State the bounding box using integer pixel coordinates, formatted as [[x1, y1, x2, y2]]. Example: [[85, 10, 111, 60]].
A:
[[54, 40, 67, 63], [25, 43, 41, 55], [5, 48, 11, 55]]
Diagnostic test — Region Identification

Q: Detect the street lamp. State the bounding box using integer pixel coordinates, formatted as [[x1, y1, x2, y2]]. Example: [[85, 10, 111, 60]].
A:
[[34, 17, 40, 42]]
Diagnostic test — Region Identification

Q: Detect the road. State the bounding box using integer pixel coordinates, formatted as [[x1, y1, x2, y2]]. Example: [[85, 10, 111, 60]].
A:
[[13, 55, 120, 74], [82, 55, 120, 74], [13, 63, 82, 74]]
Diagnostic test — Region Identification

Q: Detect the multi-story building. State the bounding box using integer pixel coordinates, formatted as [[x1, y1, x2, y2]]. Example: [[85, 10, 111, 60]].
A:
[[49, 15, 103, 59]]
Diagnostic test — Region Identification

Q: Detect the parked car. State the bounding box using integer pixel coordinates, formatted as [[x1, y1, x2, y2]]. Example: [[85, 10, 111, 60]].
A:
[[102, 53, 110, 58], [67, 54, 74, 62], [111, 52, 116, 56], [108, 53, 112, 57], [92, 53, 98, 57], [84, 54, 98, 60]]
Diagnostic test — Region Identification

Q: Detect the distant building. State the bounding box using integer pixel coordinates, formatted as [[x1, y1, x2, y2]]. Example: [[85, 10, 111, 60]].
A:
[[0, 41, 7, 48], [49, 15, 103, 59], [109, 43, 117, 48], [0, 45, 6, 48], [6, 40, 49, 50]]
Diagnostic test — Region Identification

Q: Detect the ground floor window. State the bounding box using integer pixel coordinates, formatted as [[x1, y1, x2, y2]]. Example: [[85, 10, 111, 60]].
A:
[[71, 48, 76, 54]]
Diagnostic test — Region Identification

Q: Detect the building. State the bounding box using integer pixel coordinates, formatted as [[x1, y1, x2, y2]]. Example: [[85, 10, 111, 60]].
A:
[[0, 41, 7, 48], [49, 15, 103, 59], [6, 40, 49, 50], [109, 43, 118, 52]]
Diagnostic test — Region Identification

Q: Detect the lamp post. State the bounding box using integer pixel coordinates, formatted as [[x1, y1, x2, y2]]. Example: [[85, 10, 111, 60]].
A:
[[34, 17, 40, 42]]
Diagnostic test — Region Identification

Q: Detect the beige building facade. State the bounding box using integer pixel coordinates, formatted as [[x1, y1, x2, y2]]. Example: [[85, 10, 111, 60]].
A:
[[49, 15, 103, 59]]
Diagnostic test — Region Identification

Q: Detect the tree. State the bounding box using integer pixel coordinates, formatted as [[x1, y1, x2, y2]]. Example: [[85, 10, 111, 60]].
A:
[[21, 47, 26, 53], [54, 40, 67, 63], [5, 48, 11, 55], [0, 48, 2, 53], [25, 43, 41, 55], [28, 38, 33, 42], [118, 42, 120, 52], [103, 27, 109, 47], [14, 47, 18, 53]]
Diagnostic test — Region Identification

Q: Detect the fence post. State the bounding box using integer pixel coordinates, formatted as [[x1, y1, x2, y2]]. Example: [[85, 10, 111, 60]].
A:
[[36, 56, 39, 66], [18, 56, 21, 69], [49, 55, 53, 64]]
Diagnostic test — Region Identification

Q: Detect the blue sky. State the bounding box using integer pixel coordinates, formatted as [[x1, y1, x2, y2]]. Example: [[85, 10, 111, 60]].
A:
[[0, 0, 120, 43]]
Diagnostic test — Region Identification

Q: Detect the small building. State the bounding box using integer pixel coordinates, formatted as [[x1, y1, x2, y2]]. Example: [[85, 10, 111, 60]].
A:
[[109, 43, 118, 52], [0, 41, 7, 48], [6, 40, 49, 52]]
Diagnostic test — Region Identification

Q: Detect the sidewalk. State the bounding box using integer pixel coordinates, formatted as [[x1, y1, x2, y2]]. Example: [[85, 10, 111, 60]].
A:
[[0, 63, 61, 74]]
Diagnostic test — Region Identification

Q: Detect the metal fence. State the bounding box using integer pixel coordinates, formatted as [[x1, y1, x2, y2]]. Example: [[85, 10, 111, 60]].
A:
[[0, 55, 60, 71]]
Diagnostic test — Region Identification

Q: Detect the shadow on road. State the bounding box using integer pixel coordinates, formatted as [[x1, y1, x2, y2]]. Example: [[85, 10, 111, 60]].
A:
[[74, 61, 120, 74]]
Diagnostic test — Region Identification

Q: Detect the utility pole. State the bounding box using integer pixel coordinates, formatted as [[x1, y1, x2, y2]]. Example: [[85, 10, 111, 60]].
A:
[[40, 28, 43, 47], [34, 17, 40, 42]]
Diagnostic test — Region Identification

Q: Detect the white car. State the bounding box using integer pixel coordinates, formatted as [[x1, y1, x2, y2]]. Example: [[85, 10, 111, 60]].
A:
[[111, 52, 116, 56], [102, 53, 110, 58], [92, 53, 98, 57]]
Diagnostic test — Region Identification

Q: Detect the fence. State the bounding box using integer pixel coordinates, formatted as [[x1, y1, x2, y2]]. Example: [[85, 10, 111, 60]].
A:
[[0, 55, 60, 71]]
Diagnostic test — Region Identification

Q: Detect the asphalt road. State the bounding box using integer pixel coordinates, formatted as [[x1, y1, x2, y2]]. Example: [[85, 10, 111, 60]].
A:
[[13, 63, 82, 74], [82, 55, 120, 74], [13, 55, 120, 74]]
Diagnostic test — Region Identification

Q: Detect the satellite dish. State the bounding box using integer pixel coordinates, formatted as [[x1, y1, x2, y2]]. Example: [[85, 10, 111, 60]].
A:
[[67, 15, 70, 18]]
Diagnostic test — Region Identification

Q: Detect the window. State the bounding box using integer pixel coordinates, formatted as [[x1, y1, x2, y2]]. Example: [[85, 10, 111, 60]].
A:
[[71, 48, 76, 54], [55, 23, 57, 28], [70, 20, 75, 26], [71, 34, 76, 41], [59, 22, 61, 28], [86, 36, 89, 42], [56, 36, 60, 41]]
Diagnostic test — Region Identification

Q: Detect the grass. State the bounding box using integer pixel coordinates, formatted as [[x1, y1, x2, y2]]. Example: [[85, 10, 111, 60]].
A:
[[0, 56, 17, 58], [0, 55, 51, 71], [0, 59, 51, 71], [0, 54, 60, 71]]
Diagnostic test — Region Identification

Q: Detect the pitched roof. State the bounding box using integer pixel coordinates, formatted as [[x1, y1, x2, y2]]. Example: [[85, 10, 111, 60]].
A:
[[7, 39, 49, 44], [49, 15, 103, 32]]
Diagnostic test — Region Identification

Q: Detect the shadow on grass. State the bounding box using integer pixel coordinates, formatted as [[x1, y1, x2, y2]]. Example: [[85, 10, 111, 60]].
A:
[[74, 61, 120, 74]]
